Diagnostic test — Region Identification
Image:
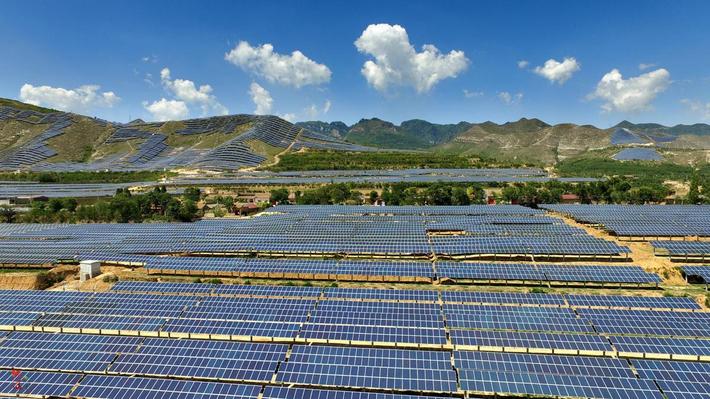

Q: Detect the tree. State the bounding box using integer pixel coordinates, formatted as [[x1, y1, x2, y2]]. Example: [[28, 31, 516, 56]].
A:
[[270, 188, 290, 204], [0, 205, 16, 223], [451, 187, 471, 205], [179, 200, 198, 222], [369, 191, 379, 204], [183, 187, 201, 202], [48, 198, 64, 213], [62, 198, 78, 212], [687, 174, 701, 204]]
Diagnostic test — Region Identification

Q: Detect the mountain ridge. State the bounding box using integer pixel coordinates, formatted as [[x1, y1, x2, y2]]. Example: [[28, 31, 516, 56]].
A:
[[0, 97, 708, 172]]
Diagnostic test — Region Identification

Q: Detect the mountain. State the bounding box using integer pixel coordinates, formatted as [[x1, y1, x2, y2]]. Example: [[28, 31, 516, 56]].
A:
[[302, 116, 709, 165], [295, 121, 349, 138], [1, 96, 708, 172], [615, 120, 710, 138], [0, 98, 371, 172], [344, 118, 472, 149]]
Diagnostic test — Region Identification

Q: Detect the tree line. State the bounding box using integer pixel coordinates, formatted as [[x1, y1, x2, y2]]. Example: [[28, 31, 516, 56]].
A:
[[2, 187, 201, 223]]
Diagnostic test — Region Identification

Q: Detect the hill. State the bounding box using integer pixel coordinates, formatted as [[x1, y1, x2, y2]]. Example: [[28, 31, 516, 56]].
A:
[[298, 117, 710, 165], [2, 96, 708, 172], [0, 98, 372, 172]]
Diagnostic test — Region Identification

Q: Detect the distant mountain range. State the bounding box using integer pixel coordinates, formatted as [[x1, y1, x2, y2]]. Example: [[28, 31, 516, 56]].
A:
[[0, 96, 707, 172], [297, 118, 710, 164]]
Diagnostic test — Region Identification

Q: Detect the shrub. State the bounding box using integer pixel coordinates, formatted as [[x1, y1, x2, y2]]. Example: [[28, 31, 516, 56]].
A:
[[529, 287, 547, 294], [36, 271, 64, 290], [102, 275, 119, 283]]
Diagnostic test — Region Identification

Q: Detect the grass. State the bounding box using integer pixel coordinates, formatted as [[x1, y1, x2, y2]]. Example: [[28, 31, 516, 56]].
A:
[[555, 157, 703, 181], [0, 98, 56, 113], [267, 150, 511, 171], [0, 120, 51, 158], [0, 170, 176, 184], [46, 117, 114, 163]]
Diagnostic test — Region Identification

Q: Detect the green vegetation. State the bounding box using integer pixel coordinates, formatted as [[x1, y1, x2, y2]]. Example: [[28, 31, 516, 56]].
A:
[[46, 117, 114, 163], [0, 170, 174, 184], [269, 188, 290, 203], [18, 187, 200, 223], [502, 178, 672, 206], [36, 270, 67, 290], [0, 98, 56, 113], [295, 183, 363, 205], [381, 183, 486, 205], [0, 206, 16, 223], [556, 158, 706, 182], [268, 151, 517, 171], [102, 275, 119, 283]]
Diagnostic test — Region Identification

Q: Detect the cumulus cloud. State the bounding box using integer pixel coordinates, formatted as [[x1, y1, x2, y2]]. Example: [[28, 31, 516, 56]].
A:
[[323, 99, 331, 114], [249, 82, 273, 115], [533, 57, 580, 84], [225, 41, 331, 88], [639, 63, 656, 71], [463, 89, 483, 98], [143, 98, 189, 121], [498, 91, 523, 105], [517, 60, 529, 69], [160, 67, 228, 116], [681, 99, 710, 120], [19, 84, 120, 113], [354, 23, 469, 93], [589, 68, 670, 112], [280, 113, 296, 122]]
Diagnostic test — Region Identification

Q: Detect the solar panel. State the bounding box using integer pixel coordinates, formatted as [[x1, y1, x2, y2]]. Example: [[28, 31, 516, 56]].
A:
[[0, 371, 79, 397], [276, 345, 457, 392], [72, 375, 262, 399], [110, 338, 288, 382]]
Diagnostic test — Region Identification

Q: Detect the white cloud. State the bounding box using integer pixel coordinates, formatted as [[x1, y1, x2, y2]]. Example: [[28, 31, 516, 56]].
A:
[[463, 89, 483, 98], [589, 68, 670, 112], [639, 63, 656, 71], [517, 60, 529, 69], [143, 98, 189, 122], [304, 100, 332, 120], [354, 23, 469, 93], [280, 113, 296, 122], [225, 41, 331, 88], [19, 84, 120, 113], [142, 55, 158, 64], [533, 57, 580, 84], [249, 82, 273, 115], [498, 91, 523, 105], [160, 67, 228, 116], [681, 99, 710, 120]]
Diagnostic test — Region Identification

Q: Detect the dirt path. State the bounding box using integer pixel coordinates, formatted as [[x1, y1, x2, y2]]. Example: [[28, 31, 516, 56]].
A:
[[547, 212, 686, 285], [244, 128, 304, 172]]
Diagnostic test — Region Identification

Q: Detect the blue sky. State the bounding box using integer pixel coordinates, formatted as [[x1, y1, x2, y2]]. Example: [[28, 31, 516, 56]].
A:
[[1, 0, 709, 127]]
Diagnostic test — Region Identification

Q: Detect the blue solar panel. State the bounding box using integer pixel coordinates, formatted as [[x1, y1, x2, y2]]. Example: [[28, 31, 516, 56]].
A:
[[72, 375, 262, 399]]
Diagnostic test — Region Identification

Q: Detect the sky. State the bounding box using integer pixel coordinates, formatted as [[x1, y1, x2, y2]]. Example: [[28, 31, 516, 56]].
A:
[[1, 0, 709, 127]]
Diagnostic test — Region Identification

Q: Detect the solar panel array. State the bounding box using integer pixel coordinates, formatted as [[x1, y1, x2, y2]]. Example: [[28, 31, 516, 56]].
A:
[[0, 106, 375, 172], [612, 147, 663, 161], [0, 107, 72, 169], [652, 241, 710, 261], [0, 286, 706, 398], [542, 204, 710, 238], [3, 205, 629, 259], [681, 265, 710, 284]]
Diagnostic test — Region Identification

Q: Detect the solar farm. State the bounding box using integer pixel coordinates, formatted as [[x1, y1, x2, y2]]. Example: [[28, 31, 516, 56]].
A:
[[541, 205, 710, 262], [1, 204, 710, 398], [0, 105, 372, 172]]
